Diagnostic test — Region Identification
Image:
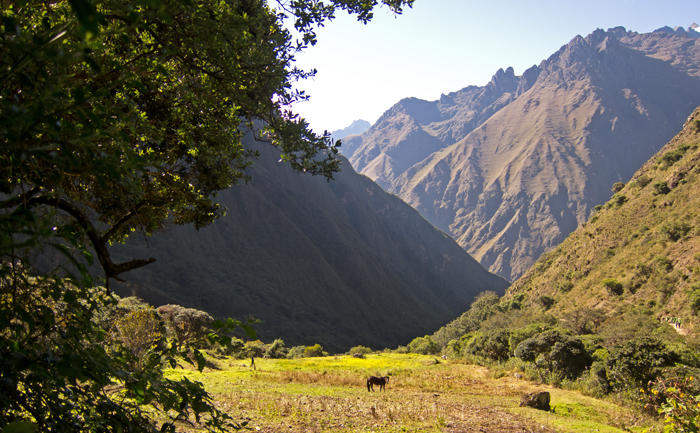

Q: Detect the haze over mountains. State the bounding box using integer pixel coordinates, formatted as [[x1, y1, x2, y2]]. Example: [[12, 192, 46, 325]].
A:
[[110, 135, 508, 352], [344, 26, 700, 282]]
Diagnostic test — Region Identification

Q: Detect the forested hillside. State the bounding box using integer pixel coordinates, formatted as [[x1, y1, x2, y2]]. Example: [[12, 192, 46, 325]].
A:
[[110, 135, 508, 352]]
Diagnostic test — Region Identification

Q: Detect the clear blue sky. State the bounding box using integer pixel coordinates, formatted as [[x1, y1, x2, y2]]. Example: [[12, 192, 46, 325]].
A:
[[286, 0, 699, 133]]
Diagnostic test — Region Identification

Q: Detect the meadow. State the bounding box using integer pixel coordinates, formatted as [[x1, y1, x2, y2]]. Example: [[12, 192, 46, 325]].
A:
[[165, 353, 659, 433]]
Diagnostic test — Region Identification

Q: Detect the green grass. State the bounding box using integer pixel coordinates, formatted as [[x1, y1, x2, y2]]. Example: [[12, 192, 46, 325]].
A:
[[164, 354, 661, 432]]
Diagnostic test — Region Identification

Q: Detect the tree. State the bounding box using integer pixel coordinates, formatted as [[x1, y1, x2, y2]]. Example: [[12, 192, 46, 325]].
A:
[[0, 1, 414, 431]]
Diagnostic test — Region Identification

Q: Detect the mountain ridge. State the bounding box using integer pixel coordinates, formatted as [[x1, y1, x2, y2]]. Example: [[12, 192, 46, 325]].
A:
[[345, 27, 700, 281]]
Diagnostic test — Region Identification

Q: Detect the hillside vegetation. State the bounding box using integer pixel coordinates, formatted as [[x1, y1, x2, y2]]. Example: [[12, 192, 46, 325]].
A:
[[509, 106, 700, 336], [413, 108, 700, 430]]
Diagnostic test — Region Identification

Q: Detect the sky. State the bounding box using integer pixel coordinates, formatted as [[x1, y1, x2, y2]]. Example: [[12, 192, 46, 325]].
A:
[[286, 0, 700, 133]]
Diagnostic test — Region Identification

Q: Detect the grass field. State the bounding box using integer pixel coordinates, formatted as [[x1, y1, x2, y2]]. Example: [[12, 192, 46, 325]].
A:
[[166, 353, 661, 432]]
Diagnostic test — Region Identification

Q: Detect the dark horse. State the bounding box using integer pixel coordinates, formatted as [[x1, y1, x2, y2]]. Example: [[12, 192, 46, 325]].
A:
[[367, 376, 389, 392]]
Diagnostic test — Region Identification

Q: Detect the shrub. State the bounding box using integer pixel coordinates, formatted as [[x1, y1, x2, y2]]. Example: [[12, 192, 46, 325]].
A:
[[612, 182, 626, 193], [515, 330, 591, 379], [303, 344, 324, 358], [656, 256, 674, 272], [659, 220, 693, 241], [465, 329, 511, 361], [602, 278, 624, 296], [690, 292, 700, 315], [653, 181, 671, 195], [348, 345, 372, 356], [636, 175, 652, 188], [287, 346, 306, 359], [658, 144, 690, 168], [605, 337, 678, 392], [408, 336, 438, 355], [611, 194, 628, 207], [113, 309, 162, 361], [538, 295, 555, 310], [264, 338, 287, 358]]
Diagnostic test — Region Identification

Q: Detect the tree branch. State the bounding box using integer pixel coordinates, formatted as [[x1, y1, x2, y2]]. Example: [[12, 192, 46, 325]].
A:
[[21, 196, 156, 290]]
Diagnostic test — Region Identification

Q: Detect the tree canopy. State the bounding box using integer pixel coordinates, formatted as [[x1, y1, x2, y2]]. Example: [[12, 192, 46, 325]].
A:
[[0, 0, 413, 431]]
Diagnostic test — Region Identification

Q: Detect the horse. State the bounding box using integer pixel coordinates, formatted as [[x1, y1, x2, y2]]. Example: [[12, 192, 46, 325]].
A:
[[367, 375, 390, 392]]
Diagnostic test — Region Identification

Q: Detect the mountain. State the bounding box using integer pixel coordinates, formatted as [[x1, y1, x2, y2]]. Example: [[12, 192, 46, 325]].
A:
[[344, 67, 523, 189], [507, 106, 700, 334], [110, 135, 508, 352], [345, 27, 700, 282], [331, 119, 371, 145]]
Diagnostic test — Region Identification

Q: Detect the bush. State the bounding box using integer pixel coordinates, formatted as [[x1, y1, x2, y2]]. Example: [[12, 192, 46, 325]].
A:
[[611, 193, 628, 207], [656, 256, 674, 272], [612, 182, 626, 193], [538, 295, 555, 310], [348, 345, 372, 356], [602, 278, 624, 296], [287, 346, 306, 359], [636, 175, 652, 188], [515, 330, 591, 379], [653, 181, 671, 195], [303, 344, 324, 358], [408, 336, 438, 355], [659, 220, 693, 241], [264, 338, 287, 358], [465, 329, 511, 361], [605, 337, 678, 392], [113, 309, 163, 361]]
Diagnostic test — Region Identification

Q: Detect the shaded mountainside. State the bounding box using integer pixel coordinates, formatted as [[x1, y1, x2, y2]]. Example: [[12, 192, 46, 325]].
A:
[[348, 27, 700, 282], [110, 136, 508, 352], [508, 107, 700, 335]]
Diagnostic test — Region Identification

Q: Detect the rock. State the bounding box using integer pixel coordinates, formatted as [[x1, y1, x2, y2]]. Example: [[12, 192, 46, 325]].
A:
[[519, 391, 551, 411]]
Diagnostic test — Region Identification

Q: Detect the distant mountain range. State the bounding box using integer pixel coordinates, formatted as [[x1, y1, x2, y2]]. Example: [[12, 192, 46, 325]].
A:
[[331, 119, 371, 145], [110, 135, 508, 352], [344, 26, 700, 282]]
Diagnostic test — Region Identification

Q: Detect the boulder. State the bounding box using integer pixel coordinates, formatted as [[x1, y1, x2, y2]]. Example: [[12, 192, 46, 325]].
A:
[[519, 391, 550, 411]]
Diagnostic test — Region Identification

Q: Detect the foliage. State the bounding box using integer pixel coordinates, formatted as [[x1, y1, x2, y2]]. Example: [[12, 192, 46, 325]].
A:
[[303, 344, 324, 358], [264, 338, 288, 359], [602, 278, 624, 296], [157, 304, 214, 347], [636, 175, 653, 188], [514, 329, 591, 379], [287, 346, 306, 359], [0, 267, 256, 432], [348, 345, 372, 356], [653, 181, 671, 195], [658, 144, 691, 168], [113, 308, 163, 362], [656, 374, 700, 433], [612, 182, 626, 193], [659, 220, 693, 241], [605, 337, 678, 393], [0, 0, 413, 431], [537, 295, 555, 310], [408, 335, 438, 355], [465, 328, 511, 361]]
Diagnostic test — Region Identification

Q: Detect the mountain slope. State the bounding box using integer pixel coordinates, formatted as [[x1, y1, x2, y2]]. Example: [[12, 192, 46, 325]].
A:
[[110, 136, 508, 352], [350, 28, 700, 281], [508, 106, 700, 334], [344, 67, 524, 189]]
